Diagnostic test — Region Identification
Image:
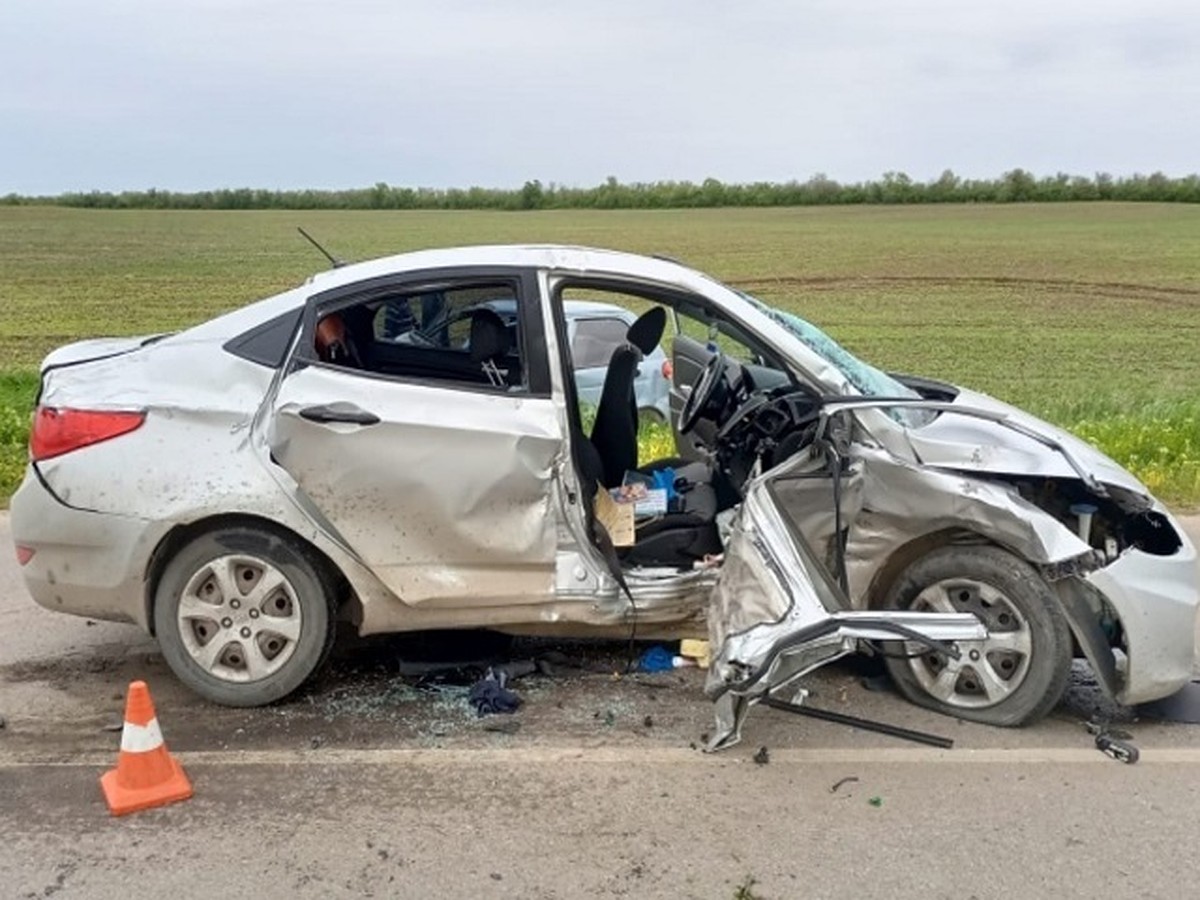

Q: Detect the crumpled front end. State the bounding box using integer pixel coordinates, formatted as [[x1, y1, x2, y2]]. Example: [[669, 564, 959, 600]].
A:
[[769, 411, 1200, 714], [705, 478, 986, 751], [1071, 506, 1198, 705]]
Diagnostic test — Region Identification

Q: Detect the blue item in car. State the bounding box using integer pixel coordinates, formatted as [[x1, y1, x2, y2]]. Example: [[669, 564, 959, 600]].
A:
[[649, 466, 677, 502], [637, 645, 677, 673]]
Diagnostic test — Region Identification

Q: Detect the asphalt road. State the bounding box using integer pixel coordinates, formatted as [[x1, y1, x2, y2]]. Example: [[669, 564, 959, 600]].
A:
[[2, 512, 1199, 899]]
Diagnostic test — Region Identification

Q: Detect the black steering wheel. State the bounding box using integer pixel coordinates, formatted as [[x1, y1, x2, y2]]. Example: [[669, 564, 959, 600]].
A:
[[679, 351, 725, 434]]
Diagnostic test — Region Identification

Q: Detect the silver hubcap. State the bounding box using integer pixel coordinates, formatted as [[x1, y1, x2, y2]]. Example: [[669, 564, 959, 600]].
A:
[[906, 578, 1032, 709], [177, 555, 302, 683]]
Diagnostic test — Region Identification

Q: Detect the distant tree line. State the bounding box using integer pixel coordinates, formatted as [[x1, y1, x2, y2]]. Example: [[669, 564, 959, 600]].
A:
[[3, 170, 1199, 210]]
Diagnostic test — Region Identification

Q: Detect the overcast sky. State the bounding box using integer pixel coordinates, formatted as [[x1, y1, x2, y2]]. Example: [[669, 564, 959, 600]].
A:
[[2, 0, 1197, 194]]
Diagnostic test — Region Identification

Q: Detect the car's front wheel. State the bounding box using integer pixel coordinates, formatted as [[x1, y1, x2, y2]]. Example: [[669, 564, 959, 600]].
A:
[[153, 525, 337, 706], [881, 545, 1072, 726]]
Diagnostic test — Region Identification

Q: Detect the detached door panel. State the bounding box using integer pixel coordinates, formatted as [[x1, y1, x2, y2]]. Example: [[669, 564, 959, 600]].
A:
[[269, 365, 562, 606]]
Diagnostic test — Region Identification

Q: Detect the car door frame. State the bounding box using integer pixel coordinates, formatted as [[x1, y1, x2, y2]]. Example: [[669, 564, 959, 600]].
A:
[[262, 263, 563, 610], [294, 265, 553, 396]]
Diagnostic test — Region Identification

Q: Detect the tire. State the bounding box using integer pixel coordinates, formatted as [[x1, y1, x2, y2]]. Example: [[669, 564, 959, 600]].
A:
[[638, 406, 670, 431], [881, 545, 1071, 726], [153, 525, 337, 707]]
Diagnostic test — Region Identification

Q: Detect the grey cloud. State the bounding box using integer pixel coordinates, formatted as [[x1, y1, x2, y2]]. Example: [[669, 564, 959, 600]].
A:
[[1, 0, 1197, 193]]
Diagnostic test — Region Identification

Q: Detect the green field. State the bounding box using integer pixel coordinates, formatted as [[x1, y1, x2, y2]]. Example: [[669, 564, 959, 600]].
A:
[[1, 203, 1198, 506]]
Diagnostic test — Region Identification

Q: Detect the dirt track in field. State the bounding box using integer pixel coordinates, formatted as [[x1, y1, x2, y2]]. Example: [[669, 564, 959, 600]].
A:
[[730, 275, 1200, 305]]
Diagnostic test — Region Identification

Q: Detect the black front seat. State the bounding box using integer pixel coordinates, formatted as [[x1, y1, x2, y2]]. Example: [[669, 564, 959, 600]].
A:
[[588, 307, 719, 566], [590, 307, 711, 485], [591, 307, 667, 488]]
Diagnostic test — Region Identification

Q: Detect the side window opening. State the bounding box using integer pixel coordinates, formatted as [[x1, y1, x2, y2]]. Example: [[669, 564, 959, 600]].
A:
[[313, 282, 527, 393], [557, 287, 673, 436], [673, 303, 764, 367]]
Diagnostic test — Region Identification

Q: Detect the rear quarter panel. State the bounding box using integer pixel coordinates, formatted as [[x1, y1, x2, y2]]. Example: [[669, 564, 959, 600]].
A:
[[37, 341, 285, 522]]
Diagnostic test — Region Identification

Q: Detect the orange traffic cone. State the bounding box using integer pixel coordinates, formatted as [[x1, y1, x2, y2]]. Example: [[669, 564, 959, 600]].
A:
[[100, 680, 193, 816]]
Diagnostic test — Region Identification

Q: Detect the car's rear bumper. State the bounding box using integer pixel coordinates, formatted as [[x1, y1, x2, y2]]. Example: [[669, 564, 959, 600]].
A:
[[10, 469, 166, 630], [1089, 519, 1199, 705]]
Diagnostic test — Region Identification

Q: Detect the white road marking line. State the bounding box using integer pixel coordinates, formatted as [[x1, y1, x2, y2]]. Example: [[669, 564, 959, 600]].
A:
[[3, 745, 1200, 768]]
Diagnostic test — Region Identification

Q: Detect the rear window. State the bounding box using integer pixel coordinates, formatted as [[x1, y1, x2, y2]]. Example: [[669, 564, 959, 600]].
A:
[[223, 308, 302, 368], [570, 317, 628, 369]]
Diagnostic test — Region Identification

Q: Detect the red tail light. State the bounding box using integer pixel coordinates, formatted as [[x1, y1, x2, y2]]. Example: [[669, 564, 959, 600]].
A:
[[30, 407, 146, 461], [661, 358, 673, 380]]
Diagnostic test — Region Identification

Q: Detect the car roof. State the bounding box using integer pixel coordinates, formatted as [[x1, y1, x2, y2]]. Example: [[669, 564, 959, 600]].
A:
[[189, 242, 854, 397], [305, 245, 718, 296], [190, 244, 725, 345]]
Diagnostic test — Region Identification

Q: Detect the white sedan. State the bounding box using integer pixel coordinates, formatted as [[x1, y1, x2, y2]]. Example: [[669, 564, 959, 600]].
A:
[[11, 245, 1196, 747]]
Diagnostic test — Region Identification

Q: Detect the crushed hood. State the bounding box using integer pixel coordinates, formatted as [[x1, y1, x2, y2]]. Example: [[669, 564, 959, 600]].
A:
[[904, 388, 1149, 498]]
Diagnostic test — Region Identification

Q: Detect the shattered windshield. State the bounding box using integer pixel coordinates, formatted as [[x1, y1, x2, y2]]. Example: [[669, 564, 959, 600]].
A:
[[743, 295, 933, 427]]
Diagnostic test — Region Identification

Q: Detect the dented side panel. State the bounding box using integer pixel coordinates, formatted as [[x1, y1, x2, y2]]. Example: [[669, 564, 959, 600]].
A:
[[36, 341, 286, 521], [763, 433, 1198, 711], [774, 442, 1093, 608], [268, 365, 563, 606]]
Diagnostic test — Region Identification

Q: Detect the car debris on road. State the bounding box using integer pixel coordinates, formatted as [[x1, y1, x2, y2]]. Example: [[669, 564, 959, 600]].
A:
[[467, 668, 522, 716]]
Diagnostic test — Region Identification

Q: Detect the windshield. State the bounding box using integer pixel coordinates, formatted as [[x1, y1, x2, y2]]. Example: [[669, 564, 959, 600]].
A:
[[743, 295, 933, 427]]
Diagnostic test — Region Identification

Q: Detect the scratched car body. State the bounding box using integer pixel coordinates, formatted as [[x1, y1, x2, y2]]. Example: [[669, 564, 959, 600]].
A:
[[12, 245, 1197, 745]]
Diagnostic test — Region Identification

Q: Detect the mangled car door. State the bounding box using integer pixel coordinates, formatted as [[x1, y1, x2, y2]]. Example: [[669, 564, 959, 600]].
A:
[[706, 455, 988, 750], [265, 268, 563, 607]]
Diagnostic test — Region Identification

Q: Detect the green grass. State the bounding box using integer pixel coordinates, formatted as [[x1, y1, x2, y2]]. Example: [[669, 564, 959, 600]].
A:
[[1, 203, 1198, 507], [0, 372, 37, 503], [1052, 398, 1200, 502]]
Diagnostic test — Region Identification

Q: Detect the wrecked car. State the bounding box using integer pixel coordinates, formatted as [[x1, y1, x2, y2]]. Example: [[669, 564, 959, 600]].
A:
[[11, 246, 1197, 741]]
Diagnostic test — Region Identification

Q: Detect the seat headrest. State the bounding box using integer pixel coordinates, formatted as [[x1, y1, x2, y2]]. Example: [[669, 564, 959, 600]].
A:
[[315, 312, 348, 361], [627, 306, 666, 355], [469, 308, 511, 363]]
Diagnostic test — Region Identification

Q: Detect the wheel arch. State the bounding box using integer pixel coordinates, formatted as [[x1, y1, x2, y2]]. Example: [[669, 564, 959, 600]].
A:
[[144, 512, 358, 636], [865, 525, 1093, 662], [637, 404, 668, 424], [863, 527, 1014, 610]]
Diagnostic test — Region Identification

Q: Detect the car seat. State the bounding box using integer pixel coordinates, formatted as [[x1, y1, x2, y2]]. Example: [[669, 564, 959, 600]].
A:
[[314, 312, 362, 367], [469, 308, 517, 387], [590, 307, 664, 487], [586, 306, 720, 566]]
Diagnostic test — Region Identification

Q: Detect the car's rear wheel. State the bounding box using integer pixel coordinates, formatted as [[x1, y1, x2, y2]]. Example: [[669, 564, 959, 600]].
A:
[[153, 525, 337, 706], [881, 545, 1072, 726]]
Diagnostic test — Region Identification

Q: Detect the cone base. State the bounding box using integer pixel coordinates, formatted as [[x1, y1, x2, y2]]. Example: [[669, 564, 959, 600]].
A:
[[100, 758, 194, 816]]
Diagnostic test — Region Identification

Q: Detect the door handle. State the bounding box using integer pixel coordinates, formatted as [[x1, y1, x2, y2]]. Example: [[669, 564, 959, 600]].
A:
[[297, 403, 381, 426]]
